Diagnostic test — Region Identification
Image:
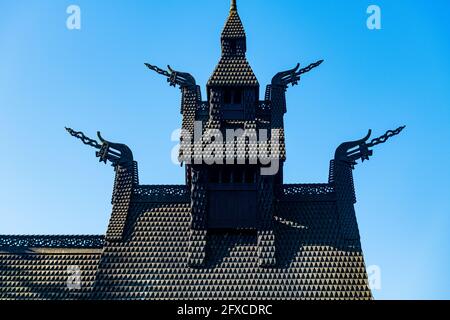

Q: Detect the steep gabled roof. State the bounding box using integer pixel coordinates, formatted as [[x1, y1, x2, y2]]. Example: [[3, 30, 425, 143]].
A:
[[89, 189, 371, 300], [221, 6, 246, 39], [207, 1, 258, 87], [208, 56, 259, 87]]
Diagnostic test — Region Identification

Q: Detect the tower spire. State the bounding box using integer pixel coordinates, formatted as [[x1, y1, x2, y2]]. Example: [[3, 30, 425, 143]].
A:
[[230, 0, 237, 12], [208, 0, 258, 88]]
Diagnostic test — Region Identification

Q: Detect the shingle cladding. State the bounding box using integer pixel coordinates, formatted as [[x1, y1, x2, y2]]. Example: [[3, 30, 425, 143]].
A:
[[0, 195, 371, 300], [0, 236, 103, 300], [208, 56, 259, 87], [92, 197, 371, 300], [222, 9, 246, 39], [0, 196, 371, 300], [207, 7, 258, 87]]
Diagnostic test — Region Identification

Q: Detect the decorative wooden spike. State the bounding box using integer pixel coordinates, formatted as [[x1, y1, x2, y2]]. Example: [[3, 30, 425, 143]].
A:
[[230, 0, 237, 12]]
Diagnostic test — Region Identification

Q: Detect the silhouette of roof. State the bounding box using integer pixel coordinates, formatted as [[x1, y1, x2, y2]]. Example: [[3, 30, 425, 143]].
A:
[[0, 186, 372, 300], [92, 196, 371, 300], [207, 2, 258, 87]]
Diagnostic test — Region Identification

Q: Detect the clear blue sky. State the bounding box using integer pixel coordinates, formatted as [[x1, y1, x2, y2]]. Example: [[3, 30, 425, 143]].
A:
[[0, 0, 449, 300]]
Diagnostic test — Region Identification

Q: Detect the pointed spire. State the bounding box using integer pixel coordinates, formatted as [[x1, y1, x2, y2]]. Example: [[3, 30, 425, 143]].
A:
[[208, 0, 258, 87], [222, 0, 245, 39], [230, 0, 237, 12]]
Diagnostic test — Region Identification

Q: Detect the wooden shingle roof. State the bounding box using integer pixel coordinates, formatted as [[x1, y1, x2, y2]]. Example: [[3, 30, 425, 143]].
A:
[[0, 190, 372, 300], [221, 8, 246, 39], [207, 56, 259, 87]]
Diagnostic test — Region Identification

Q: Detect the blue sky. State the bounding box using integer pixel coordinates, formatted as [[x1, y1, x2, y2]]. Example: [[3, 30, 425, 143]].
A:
[[0, 0, 449, 300]]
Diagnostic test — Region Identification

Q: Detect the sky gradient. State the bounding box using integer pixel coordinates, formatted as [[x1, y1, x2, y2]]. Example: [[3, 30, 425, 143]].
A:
[[0, 0, 449, 300]]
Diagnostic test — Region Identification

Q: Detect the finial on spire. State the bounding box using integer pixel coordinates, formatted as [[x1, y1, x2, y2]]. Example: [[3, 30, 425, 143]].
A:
[[230, 0, 237, 12]]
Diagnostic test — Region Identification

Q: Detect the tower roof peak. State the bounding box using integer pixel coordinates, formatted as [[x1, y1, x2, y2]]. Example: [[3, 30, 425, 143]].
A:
[[222, 0, 245, 39], [208, 0, 258, 87]]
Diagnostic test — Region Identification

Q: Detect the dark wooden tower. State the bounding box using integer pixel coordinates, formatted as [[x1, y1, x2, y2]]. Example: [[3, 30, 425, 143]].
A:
[[188, 0, 275, 267]]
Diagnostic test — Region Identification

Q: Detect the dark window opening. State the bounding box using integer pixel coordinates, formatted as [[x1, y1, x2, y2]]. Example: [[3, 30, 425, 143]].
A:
[[245, 167, 257, 184], [234, 89, 242, 104], [209, 168, 220, 184], [223, 89, 243, 106], [234, 168, 244, 184], [222, 167, 232, 183], [229, 40, 237, 54], [208, 167, 258, 184], [223, 90, 232, 104]]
